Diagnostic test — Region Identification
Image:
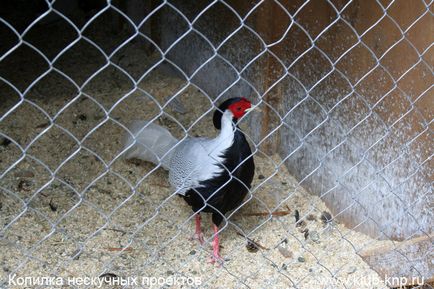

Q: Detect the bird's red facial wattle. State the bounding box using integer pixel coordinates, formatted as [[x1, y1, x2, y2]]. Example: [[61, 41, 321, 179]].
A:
[[228, 98, 252, 119]]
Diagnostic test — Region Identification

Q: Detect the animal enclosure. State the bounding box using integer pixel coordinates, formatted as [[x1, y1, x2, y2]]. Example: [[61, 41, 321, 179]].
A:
[[0, 0, 432, 288]]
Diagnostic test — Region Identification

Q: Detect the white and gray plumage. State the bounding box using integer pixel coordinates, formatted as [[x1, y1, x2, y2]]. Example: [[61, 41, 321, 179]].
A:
[[123, 97, 256, 264], [168, 109, 236, 195], [123, 109, 235, 194]]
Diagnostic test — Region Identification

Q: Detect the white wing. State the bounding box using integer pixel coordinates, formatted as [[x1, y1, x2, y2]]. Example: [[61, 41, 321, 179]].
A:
[[168, 137, 229, 195], [168, 110, 236, 195]]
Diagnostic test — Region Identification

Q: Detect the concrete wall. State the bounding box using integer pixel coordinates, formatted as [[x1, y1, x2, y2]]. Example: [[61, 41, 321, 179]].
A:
[[157, 0, 432, 240]]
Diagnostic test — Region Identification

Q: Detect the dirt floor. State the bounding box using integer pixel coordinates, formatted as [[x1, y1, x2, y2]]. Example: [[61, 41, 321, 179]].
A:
[[0, 58, 396, 289]]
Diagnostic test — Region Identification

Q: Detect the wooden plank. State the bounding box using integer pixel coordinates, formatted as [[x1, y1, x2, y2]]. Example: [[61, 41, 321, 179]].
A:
[[254, 1, 288, 155], [359, 234, 434, 287]]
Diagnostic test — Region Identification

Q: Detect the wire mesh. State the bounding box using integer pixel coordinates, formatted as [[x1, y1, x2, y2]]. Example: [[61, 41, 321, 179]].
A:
[[0, 0, 432, 288]]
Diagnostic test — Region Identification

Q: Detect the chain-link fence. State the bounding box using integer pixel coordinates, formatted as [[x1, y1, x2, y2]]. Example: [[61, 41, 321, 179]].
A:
[[0, 0, 432, 288]]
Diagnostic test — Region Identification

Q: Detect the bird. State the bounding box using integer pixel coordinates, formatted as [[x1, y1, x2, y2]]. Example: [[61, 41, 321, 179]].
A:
[[123, 97, 256, 264]]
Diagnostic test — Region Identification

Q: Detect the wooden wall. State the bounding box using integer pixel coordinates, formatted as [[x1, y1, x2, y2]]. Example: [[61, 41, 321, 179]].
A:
[[157, 0, 433, 241]]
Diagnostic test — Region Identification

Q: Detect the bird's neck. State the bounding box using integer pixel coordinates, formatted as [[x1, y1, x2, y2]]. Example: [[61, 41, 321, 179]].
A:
[[210, 110, 236, 153], [219, 109, 236, 136]]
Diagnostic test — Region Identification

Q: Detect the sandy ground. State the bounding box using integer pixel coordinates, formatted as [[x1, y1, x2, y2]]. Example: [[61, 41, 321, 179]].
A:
[[0, 60, 395, 289]]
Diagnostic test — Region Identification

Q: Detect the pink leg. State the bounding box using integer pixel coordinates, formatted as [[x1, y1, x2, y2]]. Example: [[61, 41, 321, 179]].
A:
[[191, 214, 204, 245], [209, 224, 223, 265]]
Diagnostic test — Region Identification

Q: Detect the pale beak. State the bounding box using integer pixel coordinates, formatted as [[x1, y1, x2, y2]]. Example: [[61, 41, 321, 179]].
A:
[[245, 106, 261, 113]]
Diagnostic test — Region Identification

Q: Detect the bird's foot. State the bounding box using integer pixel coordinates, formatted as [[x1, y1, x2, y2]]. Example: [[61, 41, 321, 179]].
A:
[[189, 232, 205, 245], [208, 251, 224, 266]]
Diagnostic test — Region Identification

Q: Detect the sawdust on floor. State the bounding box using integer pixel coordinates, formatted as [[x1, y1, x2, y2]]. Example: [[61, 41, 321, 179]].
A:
[[0, 62, 392, 289]]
